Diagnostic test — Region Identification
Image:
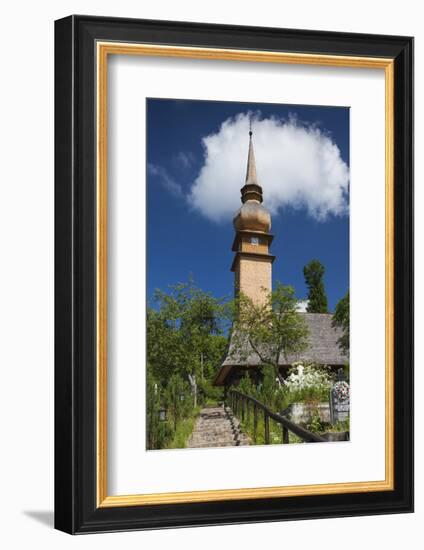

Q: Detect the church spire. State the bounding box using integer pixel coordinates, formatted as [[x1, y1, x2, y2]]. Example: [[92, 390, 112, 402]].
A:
[[241, 122, 263, 204], [245, 121, 258, 186]]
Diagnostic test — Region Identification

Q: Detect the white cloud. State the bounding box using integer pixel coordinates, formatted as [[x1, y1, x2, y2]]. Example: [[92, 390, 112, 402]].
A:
[[148, 163, 183, 198], [188, 113, 349, 223]]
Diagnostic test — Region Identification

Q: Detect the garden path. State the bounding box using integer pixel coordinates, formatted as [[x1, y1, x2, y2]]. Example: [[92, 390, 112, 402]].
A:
[[187, 405, 249, 448]]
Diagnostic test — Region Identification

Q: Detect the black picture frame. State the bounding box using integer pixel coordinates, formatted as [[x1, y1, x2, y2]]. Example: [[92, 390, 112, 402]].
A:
[[55, 15, 414, 534]]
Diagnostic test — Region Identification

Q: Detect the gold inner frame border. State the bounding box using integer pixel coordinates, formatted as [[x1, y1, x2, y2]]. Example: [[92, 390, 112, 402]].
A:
[[96, 42, 395, 508]]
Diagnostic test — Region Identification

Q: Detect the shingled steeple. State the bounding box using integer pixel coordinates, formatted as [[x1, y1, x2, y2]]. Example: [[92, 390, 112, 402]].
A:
[[231, 124, 275, 305]]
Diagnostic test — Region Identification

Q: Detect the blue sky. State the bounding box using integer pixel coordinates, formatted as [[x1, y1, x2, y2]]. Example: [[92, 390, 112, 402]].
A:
[[146, 98, 349, 312]]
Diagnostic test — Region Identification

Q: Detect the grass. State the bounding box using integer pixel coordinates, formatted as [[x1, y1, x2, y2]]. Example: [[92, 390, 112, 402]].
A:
[[239, 411, 289, 446], [164, 406, 201, 449]]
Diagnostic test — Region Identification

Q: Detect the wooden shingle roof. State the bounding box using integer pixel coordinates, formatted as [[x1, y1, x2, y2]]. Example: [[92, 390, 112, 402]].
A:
[[214, 313, 347, 386], [221, 313, 347, 368]]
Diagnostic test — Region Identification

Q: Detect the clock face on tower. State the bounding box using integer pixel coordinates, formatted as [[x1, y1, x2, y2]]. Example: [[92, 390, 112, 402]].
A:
[[251, 237, 259, 245]]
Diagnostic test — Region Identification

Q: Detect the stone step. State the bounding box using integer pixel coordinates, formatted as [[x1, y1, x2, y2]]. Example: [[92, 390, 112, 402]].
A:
[[187, 405, 250, 449]]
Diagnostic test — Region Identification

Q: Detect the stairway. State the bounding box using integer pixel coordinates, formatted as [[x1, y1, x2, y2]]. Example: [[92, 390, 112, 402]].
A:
[[187, 405, 250, 449]]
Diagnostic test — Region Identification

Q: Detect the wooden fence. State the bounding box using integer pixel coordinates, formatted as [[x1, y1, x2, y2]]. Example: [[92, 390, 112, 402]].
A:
[[228, 389, 326, 444]]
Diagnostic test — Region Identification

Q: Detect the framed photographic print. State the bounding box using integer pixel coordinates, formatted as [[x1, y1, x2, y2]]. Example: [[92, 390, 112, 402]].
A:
[[54, 15, 414, 534]]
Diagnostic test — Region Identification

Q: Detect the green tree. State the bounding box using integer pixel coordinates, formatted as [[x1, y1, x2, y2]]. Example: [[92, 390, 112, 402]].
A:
[[229, 282, 309, 383], [332, 290, 350, 356], [147, 280, 228, 392], [147, 308, 184, 385], [303, 260, 328, 313]]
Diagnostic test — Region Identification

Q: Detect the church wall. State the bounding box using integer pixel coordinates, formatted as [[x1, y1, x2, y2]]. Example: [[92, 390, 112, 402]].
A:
[[240, 237, 269, 254], [238, 256, 272, 305]]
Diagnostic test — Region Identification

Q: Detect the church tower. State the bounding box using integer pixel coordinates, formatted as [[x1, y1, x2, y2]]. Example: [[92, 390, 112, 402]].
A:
[[231, 127, 275, 305], [214, 125, 347, 388]]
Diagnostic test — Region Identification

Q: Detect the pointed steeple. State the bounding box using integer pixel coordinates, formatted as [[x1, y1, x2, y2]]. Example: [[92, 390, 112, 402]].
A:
[[245, 124, 258, 186], [241, 122, 263, 204]]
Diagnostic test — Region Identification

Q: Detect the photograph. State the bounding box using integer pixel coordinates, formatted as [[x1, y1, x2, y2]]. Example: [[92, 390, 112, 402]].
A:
[[51, 12, 413, 535], [0, 0, 418, 542], [146, 98, 350, 450]]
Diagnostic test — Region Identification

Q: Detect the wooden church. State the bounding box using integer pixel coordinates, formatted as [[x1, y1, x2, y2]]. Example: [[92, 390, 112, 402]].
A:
[[214, 128, 347, 388]]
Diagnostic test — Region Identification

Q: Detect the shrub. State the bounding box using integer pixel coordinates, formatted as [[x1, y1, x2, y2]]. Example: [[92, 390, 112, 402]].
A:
[[284, 363, 334, 402]]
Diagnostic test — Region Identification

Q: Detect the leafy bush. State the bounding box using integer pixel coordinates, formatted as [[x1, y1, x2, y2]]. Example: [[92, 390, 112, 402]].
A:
[[165, 373, 192, 431], [197, 378, 224, 404], [147, 370, 198, 449], [146, 369, 172, 449]]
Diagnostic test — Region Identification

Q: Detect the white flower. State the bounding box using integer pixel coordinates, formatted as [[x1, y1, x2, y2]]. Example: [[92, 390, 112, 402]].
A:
[[284, 364, 333, 393]]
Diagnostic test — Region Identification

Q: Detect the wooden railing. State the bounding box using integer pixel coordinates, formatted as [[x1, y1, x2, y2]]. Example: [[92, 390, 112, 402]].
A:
[[227, 389, 326, 444]]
